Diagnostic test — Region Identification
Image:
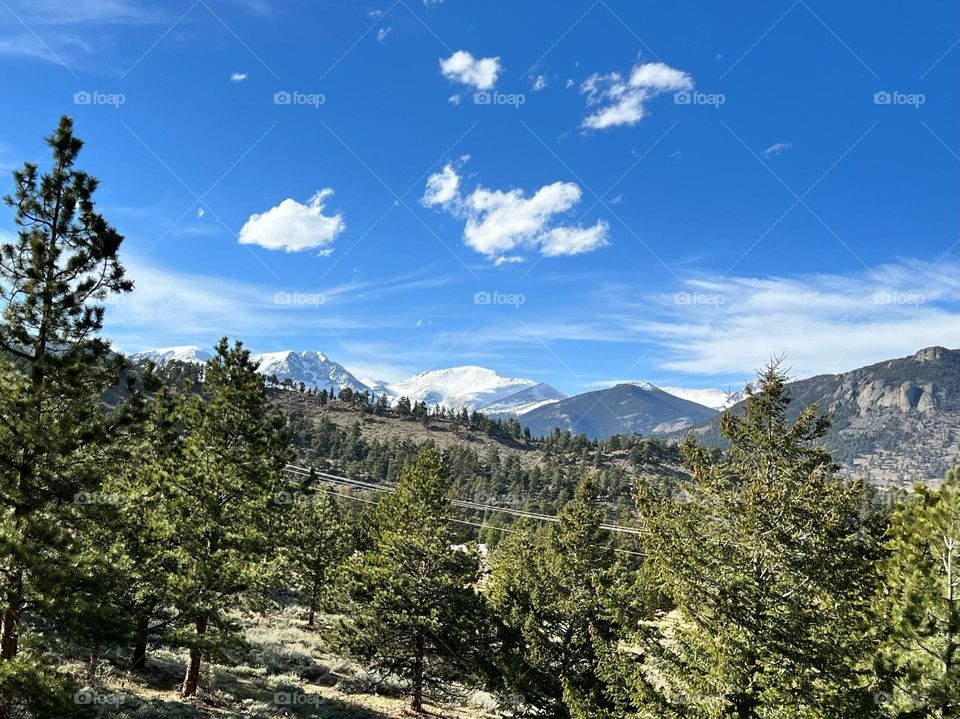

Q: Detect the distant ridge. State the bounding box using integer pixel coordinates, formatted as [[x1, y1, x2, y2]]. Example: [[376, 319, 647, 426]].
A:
[[668, 346, 960, 487]]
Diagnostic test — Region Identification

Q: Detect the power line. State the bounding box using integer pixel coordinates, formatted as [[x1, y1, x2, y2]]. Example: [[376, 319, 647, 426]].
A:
[[313, 484, 646, 558], [283, 464, 649, 537]]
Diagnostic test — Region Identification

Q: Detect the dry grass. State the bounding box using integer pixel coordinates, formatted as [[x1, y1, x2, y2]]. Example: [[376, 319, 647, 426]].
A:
[[82, 606, 491, 719]]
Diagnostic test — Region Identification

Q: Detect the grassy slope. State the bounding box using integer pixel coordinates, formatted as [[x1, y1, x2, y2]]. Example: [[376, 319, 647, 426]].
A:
[[84, 606, 490, 718]]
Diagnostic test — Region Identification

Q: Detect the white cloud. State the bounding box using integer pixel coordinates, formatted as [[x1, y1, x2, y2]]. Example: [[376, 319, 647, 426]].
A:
[[103, 259, 452, 356], [762, 141, 794, 158], [580, 60, 692, 130], [643, 260, 960, 378], [422, 161, 609, 259], [376, 26, 391, 43], [422, 163, 460, 206], [447, 94, 461, 105], [230, 71, 247, 82], [440, 50, 501, 91], [238, 189, 345, 253], [539, 222, 610, 256]]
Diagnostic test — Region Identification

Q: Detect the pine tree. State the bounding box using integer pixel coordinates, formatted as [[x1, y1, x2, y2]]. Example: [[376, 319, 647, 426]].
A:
[[92, 384, 186, 671], [334, 448, 492, 712], [283, 488, 350, 628], [487, 477, 621, 718], [876, 467, 960, 717], [0, 115, 131, 717], [624, 362, 879, 718], [172, 339, 290, 697]]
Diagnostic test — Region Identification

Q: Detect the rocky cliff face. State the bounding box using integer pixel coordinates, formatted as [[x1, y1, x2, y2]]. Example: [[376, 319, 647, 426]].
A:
[[671, 347, 960, 487]]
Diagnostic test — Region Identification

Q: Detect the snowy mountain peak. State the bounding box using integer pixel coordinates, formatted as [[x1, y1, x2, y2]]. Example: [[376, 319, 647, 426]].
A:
[[131, 346, 212, 364], [618, 381, 740, 411], [387, 365, 542, 412], [480, 382, 567, 416], [626, 381, 659, 392], [252, 350, 367, 394], [659, 386, 741, 411]]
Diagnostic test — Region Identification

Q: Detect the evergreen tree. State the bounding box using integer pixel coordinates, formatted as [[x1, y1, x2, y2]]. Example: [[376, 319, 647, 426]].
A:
[[283, 489, 350, 628], [0, 116, 131, 717], [172, 339, 290, 697], [876, 467, 960, 717], [94, 385, 185, 671], [334, 449, 491, 712], [623, 362, 879, 718], [488, 477, 621, 718]]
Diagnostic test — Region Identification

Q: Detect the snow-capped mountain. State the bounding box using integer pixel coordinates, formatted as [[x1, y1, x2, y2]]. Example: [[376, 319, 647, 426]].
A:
[[385, 366, 550, 412], [252, 350, 369, 394], [131, 346, 212, 364], [359, 378, 396, 398], [480, 382, 567, 416], [658, 385, 741, 411]]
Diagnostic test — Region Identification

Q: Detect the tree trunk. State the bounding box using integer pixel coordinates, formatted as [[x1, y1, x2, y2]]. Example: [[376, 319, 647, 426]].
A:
[[411, 633, 425, 713], [131, 614, 149, 670], [181, 616, 207, 697], [0, 567, 22, 660], [0, 563, 24, 719], [940, 537, 957, 718], [307, 606, 315, 628]]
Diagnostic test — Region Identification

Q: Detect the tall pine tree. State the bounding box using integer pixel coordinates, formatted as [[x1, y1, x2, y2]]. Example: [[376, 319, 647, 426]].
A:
[[334, 448, 492, 713], [624, 362, 879, 718], [488, 477, 622, 718], [0, 116, 131, 718], [171, 339, 290, 697]]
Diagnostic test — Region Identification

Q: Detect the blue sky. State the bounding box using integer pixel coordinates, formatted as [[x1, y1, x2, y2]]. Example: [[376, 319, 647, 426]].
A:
[[0, 0, 957, 394]]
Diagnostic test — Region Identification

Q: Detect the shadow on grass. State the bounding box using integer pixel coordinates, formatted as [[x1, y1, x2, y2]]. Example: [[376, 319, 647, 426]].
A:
[[101, 660, 395, 719]]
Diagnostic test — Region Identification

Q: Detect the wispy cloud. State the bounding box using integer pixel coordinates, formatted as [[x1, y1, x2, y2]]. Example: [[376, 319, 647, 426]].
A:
[[762, 141, 793, 158], [580, 60, 692, 130], [639, 259, 960, 379], [102, 258, 456, 356], [400, 258, 960, 386]]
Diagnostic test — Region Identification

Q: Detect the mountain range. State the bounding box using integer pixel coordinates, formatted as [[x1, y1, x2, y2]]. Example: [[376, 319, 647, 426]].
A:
[[130, 346, 727, 424], [131, 344, 960, 486]]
